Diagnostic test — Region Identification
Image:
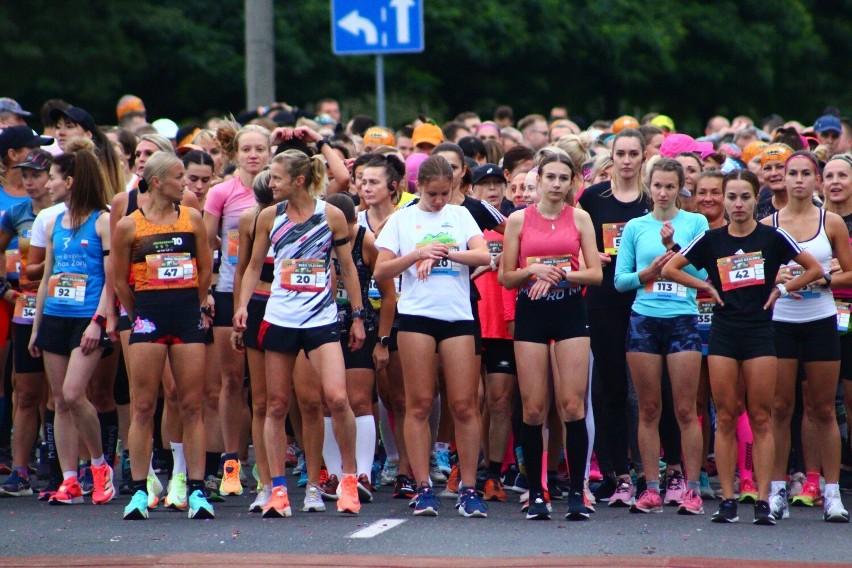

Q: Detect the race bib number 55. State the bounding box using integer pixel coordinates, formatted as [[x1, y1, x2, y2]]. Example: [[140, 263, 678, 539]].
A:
[[717, 252, 765, 292]]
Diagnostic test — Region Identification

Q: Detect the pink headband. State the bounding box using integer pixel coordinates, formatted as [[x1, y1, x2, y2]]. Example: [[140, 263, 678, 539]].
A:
[[784, 153, 820, 175]]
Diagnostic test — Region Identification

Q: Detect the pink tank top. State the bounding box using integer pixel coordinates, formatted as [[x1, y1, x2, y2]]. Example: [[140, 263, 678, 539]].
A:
[[519, 205, 581, 272]]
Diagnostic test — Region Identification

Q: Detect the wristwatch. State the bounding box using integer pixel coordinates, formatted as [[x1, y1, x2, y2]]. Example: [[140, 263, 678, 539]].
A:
[[92, 314, 107, 328], [668, 243, 681, 253], [776, 283, 790, 298], [823, 272, 833, 286], [351, 307, 365, 320], [317, 137, 330, 152], [379, 335, 391, 347]]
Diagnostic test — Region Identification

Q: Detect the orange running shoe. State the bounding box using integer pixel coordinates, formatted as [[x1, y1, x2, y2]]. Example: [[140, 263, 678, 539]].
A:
[[219, 459, 243, 496], [261, 485, 292, 518], [49, 477, 83, 505], [337, 473, 361, 515], [483, 478, 507, 502], [90, 463, 116, 504]]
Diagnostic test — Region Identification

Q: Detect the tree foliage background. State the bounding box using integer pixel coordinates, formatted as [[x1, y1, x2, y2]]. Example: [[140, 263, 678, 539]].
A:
[[1, 0, 849, 133]]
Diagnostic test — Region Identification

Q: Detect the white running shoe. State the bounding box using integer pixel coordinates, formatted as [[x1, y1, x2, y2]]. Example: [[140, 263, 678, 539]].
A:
[[823, 487, 850, 523], [249, 485, 272, 513], [769, 487, 790, 520], [303, 484, 326, 512]]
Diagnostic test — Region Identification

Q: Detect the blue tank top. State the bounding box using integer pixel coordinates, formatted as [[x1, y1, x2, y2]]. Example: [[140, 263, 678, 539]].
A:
[[44, 211, 105, 318]]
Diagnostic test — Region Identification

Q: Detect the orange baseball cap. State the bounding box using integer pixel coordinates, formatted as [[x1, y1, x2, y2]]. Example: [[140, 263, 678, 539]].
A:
[[363, 126, 395, 147], [612, 115, 640, 134], [412, 123, 443, 148], [760, 143, 793, 168], [741, 141, 768, 165]]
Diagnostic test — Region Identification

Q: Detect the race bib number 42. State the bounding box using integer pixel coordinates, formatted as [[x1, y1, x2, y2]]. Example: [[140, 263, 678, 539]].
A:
[[280, 258, 326, 292], [717, 252, 765, 291], [48, 273, 87, 304]]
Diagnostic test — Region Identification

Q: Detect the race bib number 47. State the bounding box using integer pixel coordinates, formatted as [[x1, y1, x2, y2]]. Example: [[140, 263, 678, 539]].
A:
[[717, 252, 765, 291]]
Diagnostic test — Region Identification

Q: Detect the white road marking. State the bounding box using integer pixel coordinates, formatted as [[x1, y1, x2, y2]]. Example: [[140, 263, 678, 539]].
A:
[[348, 518, 406, 539]]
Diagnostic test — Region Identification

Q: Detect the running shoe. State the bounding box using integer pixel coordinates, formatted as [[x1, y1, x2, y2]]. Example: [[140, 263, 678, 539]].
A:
[[337, 473, 361, 515], [547, 476, 564, 501], [49, 478, 83, 505], [583, 485, 596, 514], [297, 467, 309, 488], [663, 470, 685, 505], [285, 443, 298, 467], [90, 463, 116, 504], [123, 490, 149, 520], [412, 485, 439, 516], [525, 490, 550, 520], [252, 463, 261, 490], [393, 474, 415, 499], [608, 477, 635, 507], [711, 498, 739, 523], [631, 489, 663, 513], [589, 454, 603, 482], [566, 491, 590, 520], [219, 459, 243, 496], [430, 454, 447, 483], [147, 473, 163, 509], [204, 475, 224, 502], [483, 478, 507, 501], [503, 467, 528, 494], [435, 449, 452, 476], [678, 489, 705, 515], [165, 473, 188, 511], [593, 476, 617, 502], [380, 459, 399, 487], [521, 489, 551, 513], [753, 500, 776, 526], [292, 450, 306, 477], [0, 470, 32, 497], [439, 464, 460, 498], [262, 486, 292, 518], [302, 484, 326, 512], [357, 473, 373, 503], [769, 487, 790, 520], [188, 489, 215, 519], [699, 471, 715, 500], [38, 477, 61, 501], [79, 466, 94, 496], [738, 478, 758, 504], [823, 487, 850, 523], [457, 487, 488, 518], [319, 473, 340, 501], [791, 480, 821, 507], [119, 452, 133, 495], [787, 472, 805, 498], [249, 485, 272, 513]]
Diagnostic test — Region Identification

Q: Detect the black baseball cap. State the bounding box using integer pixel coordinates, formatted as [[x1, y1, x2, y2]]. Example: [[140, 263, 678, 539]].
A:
[[12, 149, 52, 171], [471, 163, 506, 185], [49, 106, 97, 133], [0, 126, 54, 156]]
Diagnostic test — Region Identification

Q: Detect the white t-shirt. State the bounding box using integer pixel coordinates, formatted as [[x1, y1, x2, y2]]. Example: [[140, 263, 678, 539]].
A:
[[375, 204, 482, 321], [30, 203, 68, 248]]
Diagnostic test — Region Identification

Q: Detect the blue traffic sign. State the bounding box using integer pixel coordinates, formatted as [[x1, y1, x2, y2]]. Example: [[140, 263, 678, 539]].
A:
[[331, 0, 424, 55]]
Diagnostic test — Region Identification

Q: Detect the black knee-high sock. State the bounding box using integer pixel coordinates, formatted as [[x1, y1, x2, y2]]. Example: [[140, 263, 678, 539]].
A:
[[520, 422, 543, 495], [565, 418, 589, 494], [45, 409, 61, 481], [98, 410, 119, 466], [205, 452, 220, 479]]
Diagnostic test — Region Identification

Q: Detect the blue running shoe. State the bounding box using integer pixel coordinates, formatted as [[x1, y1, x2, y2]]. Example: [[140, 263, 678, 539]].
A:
[[413, 485, 439, 516], [79, 465, 94, 496], [435, 449, 451, 476], [0, 470, 32, 497], [188, 489, 215, 519], [123, 490, 149, 520], [297, 468, 309, 488], [457, 487, 488, 518]]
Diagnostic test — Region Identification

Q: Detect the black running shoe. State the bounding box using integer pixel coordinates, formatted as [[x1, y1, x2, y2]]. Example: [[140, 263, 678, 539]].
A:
[[565, 491, 590, 521], [711, 498, 739, 523], [753, 500, 776, 526], [393, 474, 415, 499]]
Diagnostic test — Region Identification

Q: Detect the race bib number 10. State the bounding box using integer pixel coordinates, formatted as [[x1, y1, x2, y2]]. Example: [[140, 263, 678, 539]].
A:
[[717, 252, 765, 292]]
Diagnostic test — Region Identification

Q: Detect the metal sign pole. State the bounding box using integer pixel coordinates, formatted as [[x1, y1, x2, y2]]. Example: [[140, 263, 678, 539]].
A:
[[376, 54, 386, 127]]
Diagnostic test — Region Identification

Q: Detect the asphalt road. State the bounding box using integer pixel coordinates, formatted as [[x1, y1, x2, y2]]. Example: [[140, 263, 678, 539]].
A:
[[0, 474, 849, 566]]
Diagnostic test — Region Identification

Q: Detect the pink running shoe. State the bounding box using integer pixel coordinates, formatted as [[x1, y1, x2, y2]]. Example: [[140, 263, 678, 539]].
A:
[[631, 489, 663, 513], [608, 477, 635, 507], [677, 489, 705, 515], [589, 454, 603, 482], [664, 470, 686, 505]]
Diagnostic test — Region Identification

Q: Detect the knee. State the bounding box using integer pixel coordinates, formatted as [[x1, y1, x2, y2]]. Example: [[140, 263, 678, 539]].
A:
[[772, 397, 794, 422], [405, 395, 433, 421], [748, 409, 772, 434], [162, 381, 178, 403], [522, 403, 547, 426], [809, 402, 837, 426], [179, 400, 203, 423], [252, 397, 267, 418], [674, 403, 696, 427], [488, 390, 512, 418], [449, 399, 477, 424], [15, 388, 40, 411], [324, 390, 350, 415], [715, 411, 737, 435], [204, 384, 220, 410], [132, 396, 158, 422], [349, 394, 372, 417], [638, 399, 661, 424], [220, 373, 244, 393], [265, 395, 290, 420], [558, 398, 585, 423]]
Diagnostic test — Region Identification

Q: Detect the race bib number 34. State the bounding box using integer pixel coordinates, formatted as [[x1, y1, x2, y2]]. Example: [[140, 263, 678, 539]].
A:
[[717, 252, 765, 291], [280, 259, 326, 292], [48, 273, 87, 304]]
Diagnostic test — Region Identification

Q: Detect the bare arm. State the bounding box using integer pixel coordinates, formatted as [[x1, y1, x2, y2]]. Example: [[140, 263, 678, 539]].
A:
[[233, 207, 274, 331], [328, 207, 365, 350], [111, 217, 136, 318]]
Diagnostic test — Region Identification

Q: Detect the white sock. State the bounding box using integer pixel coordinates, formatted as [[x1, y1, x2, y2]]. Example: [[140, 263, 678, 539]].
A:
[[824, 483, 839, 495], [171, 442, 186, 476], [322, 417, 343, 478], [378, 399, 398, 461], [584, 352, 595, 479], [91, 455, 106, 467], [770, 480, 786, 495], [63, 470, 77, 480], [148, 455, 156, 478], [355, 415, 376, 479]]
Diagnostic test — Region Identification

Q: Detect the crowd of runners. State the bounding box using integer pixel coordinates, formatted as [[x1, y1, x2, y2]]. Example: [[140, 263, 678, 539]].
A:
[[0, 94, 851, 526]]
